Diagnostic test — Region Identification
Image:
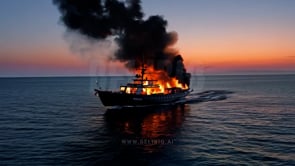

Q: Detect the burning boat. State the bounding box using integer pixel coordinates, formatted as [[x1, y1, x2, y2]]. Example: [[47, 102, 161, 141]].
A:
[[95, 63, 191, 106], [54, 0, 192, 106]]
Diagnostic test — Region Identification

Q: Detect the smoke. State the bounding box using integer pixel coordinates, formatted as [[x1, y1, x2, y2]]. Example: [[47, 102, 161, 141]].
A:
[[53, 0, 190, 86]]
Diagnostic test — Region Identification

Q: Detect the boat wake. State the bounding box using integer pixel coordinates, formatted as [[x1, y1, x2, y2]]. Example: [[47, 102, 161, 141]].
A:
[[183, 90, 234, 104]]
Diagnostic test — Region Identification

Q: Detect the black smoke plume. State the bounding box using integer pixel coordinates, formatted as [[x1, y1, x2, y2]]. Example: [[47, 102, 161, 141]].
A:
[[53, 0, 190, 86]]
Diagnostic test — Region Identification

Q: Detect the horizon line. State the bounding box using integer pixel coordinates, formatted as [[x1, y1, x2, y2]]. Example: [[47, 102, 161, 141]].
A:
[[1, 73, 295, 78]]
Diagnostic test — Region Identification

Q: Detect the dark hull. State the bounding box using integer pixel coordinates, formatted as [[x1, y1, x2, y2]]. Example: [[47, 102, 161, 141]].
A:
[[95, 89, 191, 106]]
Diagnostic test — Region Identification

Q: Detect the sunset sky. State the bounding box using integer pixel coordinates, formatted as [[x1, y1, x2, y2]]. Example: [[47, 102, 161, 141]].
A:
[[0, 0, 295, 77]]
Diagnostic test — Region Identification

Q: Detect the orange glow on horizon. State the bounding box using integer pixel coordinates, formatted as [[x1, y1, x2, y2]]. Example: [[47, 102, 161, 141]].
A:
[[1, 38, 294, 75], [180, 42, 295, 73]]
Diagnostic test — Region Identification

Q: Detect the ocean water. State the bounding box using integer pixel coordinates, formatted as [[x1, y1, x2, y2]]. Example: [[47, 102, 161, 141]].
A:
[[0, 75, 294, 165]]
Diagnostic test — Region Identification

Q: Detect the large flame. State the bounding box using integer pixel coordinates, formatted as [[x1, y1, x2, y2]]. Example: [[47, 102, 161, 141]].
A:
[[122, 66, 188, 95]]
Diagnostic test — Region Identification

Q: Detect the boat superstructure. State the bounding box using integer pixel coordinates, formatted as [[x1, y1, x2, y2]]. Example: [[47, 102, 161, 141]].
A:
[[94, 65, 191, 106]]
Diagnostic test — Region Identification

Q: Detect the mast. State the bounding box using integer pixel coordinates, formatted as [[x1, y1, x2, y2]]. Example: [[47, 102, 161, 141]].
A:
[[141, 54, 145, 86]]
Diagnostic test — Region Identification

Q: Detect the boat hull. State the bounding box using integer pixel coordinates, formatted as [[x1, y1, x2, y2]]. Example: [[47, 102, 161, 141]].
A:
[[94, 89, 191, 106]]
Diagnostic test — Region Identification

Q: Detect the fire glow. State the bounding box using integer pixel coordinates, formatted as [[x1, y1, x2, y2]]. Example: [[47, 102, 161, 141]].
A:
[[122, 66, 188, 95]]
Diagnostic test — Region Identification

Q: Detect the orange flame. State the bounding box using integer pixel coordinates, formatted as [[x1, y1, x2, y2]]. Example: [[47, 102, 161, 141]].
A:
[[122, 66, 188, 95]]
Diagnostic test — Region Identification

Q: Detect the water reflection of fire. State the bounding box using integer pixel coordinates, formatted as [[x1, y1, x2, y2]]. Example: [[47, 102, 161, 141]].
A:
[[104, 104, 189, 139], [140, 106, 185, 138], [103, 104, 190, 155]]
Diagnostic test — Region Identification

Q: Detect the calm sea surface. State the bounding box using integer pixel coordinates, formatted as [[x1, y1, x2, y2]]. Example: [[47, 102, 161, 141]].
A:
[[0, 75, 294, 165]]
